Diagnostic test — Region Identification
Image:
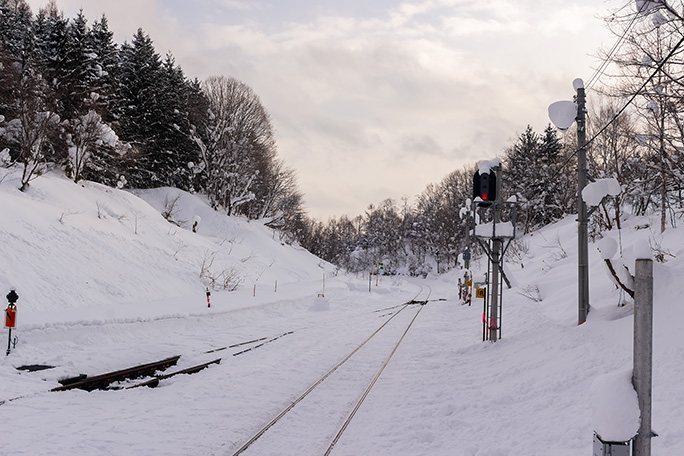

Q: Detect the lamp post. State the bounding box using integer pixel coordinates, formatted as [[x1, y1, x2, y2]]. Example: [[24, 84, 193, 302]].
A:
[[548, 78, 590, 325]]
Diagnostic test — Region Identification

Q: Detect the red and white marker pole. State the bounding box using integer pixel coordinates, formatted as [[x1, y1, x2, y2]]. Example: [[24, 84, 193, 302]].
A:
[[5, 289, 18, 356]]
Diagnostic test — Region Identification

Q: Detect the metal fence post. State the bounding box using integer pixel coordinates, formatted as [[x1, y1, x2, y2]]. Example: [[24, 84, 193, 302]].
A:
[[632, 258, 653, 456]]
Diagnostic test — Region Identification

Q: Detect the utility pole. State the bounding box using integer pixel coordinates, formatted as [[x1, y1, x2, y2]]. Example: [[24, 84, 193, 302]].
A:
[[549, 79, 591, 326], [575, 79, 590, 325]]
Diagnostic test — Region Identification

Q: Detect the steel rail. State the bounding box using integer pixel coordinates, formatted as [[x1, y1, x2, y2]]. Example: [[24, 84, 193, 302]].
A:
[[324, 296, 427, 454], [230, 290, 425, 456]]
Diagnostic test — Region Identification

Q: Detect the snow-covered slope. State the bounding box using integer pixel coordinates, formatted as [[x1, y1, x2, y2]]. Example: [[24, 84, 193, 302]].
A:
[[0, 170, 329, 316]]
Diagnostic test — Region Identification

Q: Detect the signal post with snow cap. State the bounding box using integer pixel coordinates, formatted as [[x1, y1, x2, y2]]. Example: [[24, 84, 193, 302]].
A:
[[470, 158, 517, 342]]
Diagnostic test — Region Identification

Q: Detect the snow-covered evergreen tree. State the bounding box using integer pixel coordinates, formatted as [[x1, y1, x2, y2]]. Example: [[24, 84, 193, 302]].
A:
[[154, 53, 203, 190], [503, 125, 573, 233], [113, 28, 166, 187], [0, 0, 34, 61], [87, 15, 118, 122]]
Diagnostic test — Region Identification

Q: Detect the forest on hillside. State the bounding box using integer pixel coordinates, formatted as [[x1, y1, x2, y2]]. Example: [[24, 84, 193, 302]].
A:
[[0, 0, 304, 234], [2, 0, 684, 276]]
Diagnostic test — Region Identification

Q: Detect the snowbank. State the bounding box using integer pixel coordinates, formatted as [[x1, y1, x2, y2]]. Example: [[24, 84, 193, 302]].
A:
[[0, 170, 329, 321]]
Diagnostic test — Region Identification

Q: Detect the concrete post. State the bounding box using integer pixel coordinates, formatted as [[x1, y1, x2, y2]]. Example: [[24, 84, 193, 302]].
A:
[[632, 258, 653, 456]]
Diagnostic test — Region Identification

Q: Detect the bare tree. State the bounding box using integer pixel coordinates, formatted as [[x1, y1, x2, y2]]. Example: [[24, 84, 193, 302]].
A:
[[252, 158, 302, 224], [1, 71, 60, 190], [588, 97, 642, 230], [598, 1, 684, 231], [196, 75, 277, 216]]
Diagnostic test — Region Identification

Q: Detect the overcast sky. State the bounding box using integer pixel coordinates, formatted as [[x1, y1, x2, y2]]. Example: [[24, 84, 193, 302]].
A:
[[26, 0, 618, 219]]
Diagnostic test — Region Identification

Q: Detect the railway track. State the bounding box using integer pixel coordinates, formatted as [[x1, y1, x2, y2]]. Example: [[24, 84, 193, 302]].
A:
[[3, 285, 429, 409], [50, 355, 225, 393], [4, 325, 313, 405], [1, 354, 222, 406], [229, 285, 431, 456], [51, 355, 182, 392]]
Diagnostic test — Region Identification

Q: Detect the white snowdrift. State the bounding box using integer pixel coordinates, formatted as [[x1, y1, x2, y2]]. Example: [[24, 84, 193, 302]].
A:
[[1, 170, 684, 455]]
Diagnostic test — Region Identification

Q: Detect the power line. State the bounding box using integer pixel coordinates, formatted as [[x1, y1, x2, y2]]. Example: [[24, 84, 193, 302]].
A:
[[586, 11, 640, 90], [585, 32, 684, 151], [544, 31, 684, 186]]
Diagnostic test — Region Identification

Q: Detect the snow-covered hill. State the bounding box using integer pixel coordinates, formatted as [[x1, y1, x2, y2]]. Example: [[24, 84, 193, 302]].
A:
[[0, 170, 331, 326], [1, 169, 683, 455]]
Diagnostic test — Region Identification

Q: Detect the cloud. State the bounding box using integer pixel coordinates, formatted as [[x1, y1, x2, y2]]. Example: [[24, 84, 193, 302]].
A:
[[399, 134, 444, 158], [24, 0, 612, 219], [217, 0, 253, 10]]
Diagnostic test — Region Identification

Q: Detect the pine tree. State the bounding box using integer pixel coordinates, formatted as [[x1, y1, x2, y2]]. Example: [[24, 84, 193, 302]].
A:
[[155, 53, 201, 190], [114, 28, 166, 187], [33, 3, 70, 119], [87, 15, 118, 122], [538, 125, 573, 223], [503, 126, 540, 233], [503, 125, 572, 232], [0, 0, 34, 63]]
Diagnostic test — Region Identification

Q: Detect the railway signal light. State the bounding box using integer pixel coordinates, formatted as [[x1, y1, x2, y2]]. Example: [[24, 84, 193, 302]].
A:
[[6, 289, 18, 305], [473, 170, 496, 206]]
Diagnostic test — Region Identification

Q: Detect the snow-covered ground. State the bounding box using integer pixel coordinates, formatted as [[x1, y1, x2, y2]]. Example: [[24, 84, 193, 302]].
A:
[[1, 170, 683, 455]]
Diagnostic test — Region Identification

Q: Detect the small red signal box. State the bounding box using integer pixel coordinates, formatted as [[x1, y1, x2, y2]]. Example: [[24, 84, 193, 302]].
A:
[[5, 306, 16, 329]]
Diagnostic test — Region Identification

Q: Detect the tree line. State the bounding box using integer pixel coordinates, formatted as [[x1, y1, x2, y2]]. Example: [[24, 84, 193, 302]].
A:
[[299, 1, 684, 274], [0, 0, 304, 235], [297, 125, 577, 276]]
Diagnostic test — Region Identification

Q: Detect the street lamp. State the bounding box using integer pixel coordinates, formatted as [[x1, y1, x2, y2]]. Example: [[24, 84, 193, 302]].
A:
[[549, 78, 590, 325]]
